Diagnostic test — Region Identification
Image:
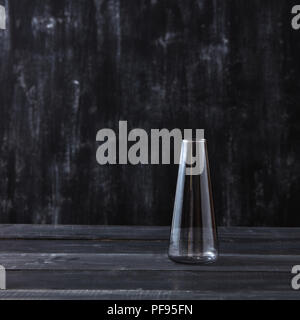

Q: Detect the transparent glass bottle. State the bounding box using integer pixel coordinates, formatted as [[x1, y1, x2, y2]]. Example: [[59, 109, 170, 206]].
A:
[[168, 139, 218, 264]]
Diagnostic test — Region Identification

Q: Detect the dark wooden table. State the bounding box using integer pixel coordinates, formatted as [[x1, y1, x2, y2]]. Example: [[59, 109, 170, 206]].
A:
[[0, 225, 299, 300]]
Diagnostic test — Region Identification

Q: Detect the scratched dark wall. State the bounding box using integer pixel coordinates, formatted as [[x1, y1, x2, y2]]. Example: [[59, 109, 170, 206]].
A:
[[0, 0, 299, 226]]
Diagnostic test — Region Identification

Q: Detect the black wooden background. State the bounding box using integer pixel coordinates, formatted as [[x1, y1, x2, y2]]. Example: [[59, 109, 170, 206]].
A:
[[0, 0, 299, 226]]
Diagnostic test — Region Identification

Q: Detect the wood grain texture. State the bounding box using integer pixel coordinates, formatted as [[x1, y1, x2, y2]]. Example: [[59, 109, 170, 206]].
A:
[[0, 290, 299, 300], [0, 226, 299, 299], [0, 0, 299, 226], [1, 237, 300, 255], [3, 270, 296, 291], [1, 253, 300, 272], [1, 224, 300, 239], [0, 224, 169, 239]]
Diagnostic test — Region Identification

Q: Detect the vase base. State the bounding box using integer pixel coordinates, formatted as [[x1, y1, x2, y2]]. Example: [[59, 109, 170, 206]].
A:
[[168, 253, 218, 265]]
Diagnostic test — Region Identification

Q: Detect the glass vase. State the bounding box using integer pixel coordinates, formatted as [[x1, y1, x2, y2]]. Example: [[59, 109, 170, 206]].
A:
[[168, 139, 218, 264]]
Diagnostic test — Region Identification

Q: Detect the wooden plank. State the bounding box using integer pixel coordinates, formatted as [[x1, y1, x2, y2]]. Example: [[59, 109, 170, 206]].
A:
[[220, 238, 300, 255], [0, 253, 299, 272], [0, 225, 169, 240], [0, 289, 299, 300], [0, 238, 299, 255], [4, 270, 296, 292], [0, 225, 300, 240], [219, 227, 300, 239], [0, 240, 168, 254]]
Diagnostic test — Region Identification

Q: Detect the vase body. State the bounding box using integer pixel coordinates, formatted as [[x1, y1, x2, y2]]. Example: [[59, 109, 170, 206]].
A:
[[168, 139, 218, 264]]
